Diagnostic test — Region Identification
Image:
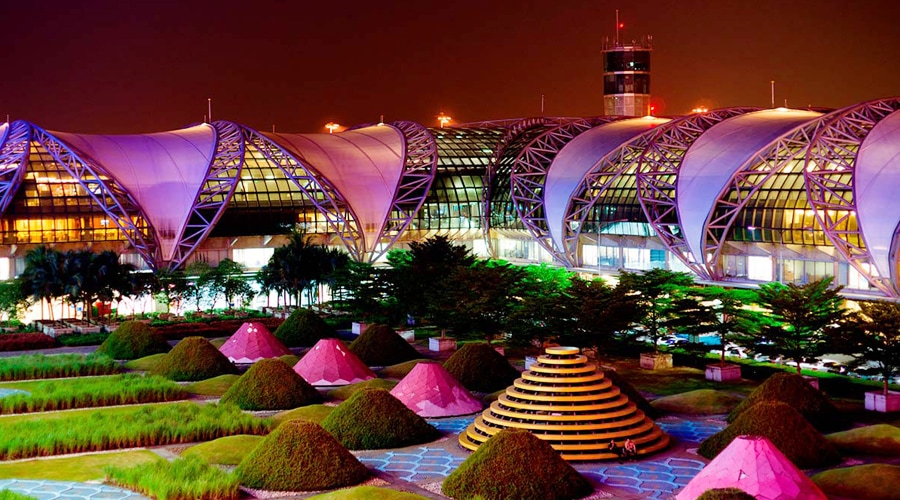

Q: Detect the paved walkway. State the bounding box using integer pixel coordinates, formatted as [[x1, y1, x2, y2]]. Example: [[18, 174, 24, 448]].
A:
[[0, 389, 29, 398], [353, 414, 725, 499], [0, 479, 147, 499]]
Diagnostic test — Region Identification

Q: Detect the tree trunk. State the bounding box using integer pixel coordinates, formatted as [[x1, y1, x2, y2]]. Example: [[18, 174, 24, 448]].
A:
[[885, 378, 890, 397]]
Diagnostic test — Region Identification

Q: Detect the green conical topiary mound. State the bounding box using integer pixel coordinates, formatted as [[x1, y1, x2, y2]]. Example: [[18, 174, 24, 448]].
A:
[[442, 428, 593, 500], [443, 342, 519, 393], [273, 308, 335, 348], [700, 400, 841, 469], [220, 358, 321, 410], [348, 324, 421, 367], [812, 463, 900, 500], [96, 321, 169, 360], [151, 336, 237, 381], [697, 488, 756, 500], [728, 372, 848, 432], [321, 388, 440, 450], [235, 420, 369, 492]]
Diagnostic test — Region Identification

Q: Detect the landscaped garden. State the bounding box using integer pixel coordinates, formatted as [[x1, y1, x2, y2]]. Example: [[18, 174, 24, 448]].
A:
[[2, 234, 900, 499]]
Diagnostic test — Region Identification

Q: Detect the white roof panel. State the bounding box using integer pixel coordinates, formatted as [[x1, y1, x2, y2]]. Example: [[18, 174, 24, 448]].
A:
[[266, 125, 404, 253], [545, 117, 670, 253], [52, 125, 216, 261], [677, 109, 822, 262], [855, 110, 900, 280]]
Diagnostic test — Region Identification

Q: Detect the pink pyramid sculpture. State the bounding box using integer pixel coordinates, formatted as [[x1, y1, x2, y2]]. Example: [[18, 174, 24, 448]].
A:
[[219, 322, 292, 364], [676, 435, 827, 500], [390, 362, 483, 417], [292, 338, 376, 386]]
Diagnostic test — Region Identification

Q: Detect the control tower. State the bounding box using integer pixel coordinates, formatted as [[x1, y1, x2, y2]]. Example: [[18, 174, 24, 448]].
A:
[[602, 16, 652, 116]]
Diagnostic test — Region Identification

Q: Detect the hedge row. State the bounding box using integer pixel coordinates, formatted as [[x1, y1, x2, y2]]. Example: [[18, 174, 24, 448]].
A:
[[0, 333, 56, 352]]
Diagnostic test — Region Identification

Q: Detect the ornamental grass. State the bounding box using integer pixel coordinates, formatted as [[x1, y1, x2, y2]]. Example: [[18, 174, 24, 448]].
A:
[[443, 343, 519, 393], [235, 420, 369, 492], [699, 400, 841, 469], [348, 324, 421, 367], [96, 321, 170, 360], [320, 388, 439, 450], [105, 455, 241, 500], [0, 353, 120, 382], [0, 402, 270, 460], [728, 372, 848, 433], [442, 428, 593, 500], [0, 491, 35, 500], [219, 358, 321, 411], [151, 336, 237, 381], [0, 374, 187, 414]]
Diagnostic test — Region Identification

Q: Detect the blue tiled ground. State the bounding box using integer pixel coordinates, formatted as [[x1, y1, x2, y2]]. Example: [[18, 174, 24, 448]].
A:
[[0, 479, 147, 499], [356, 415, 725, 498]]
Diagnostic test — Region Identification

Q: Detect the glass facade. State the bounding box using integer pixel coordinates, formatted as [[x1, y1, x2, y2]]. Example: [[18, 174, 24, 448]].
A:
[[0, 141, 146, 244]]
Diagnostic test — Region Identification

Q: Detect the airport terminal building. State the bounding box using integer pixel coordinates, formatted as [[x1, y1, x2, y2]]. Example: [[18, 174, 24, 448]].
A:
[[2, 97, 900, 299]]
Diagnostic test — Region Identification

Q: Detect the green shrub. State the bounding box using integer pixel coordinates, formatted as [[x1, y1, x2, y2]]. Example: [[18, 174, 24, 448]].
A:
[[0, 353, 120, 381], [326, 378, 397, 400], [272, 309, 334, 347], [442, 428, 593, 500], [699, 400, 841, 468], [151, 337, 237, 381], [308, 486, 429, 499], [105, 454, 240, 500], [56, 331, 110, 347], [321, 388, 440, 450], [443, 343, 519, 393], [348, 324, 421, 367], [728, 372, 848, 432], [96, 321, 170, 360], [826, 424, 900, 456], [696, 488, 756, 500], [379, 359, 438, 379], [650, 389, 742, 415], [220, 358, 321, 410], [0, 402, 270, 460], [235, 420, 369, 491], [183, 435, 263, 465], [0, 373, 186, 414], [0, 333, 56, 352], [812, 464, 900, 500]]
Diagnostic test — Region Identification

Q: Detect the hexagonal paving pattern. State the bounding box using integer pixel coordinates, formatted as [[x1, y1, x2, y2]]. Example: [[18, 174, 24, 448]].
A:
[[0, 479, 148, 499]]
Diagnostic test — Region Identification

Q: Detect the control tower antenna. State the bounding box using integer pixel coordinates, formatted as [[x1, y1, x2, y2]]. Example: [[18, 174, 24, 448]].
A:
[[615, 9, 620, 46]]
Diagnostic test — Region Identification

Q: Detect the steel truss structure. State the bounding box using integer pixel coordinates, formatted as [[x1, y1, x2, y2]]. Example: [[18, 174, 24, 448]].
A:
[[805, 98, 900, 297], [240, 127, 365, 261], [482, 117, 558, 247], [164, 121, 245, 270], [30, 125, 160, 266], [371, 121, 438, 262], [562, 119, 667, 267], [0, 121, 31, 215], [510, 118, 615, 264], [636, 108, 760, 278]]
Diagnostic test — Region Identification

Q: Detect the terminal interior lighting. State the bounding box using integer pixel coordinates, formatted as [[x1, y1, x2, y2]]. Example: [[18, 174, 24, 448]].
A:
[[325, 122, 340, 134]]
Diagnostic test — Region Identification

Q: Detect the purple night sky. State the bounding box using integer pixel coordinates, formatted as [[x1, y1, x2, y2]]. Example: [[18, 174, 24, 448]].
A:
[[2, 0, 898, 134]]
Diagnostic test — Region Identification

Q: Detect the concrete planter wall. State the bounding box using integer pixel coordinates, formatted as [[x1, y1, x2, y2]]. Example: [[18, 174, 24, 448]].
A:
[[429, 337, 457, 352], [351, 322, 368, 335], [640, 352, 673, 370], [802, 376, 820, 390], [705, 363, 742, 382], [865, 391, 900, 413], [397, 329, 415, 343]]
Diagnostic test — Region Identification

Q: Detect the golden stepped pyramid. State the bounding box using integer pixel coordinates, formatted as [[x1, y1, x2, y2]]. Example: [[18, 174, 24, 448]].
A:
[[459, 346, 670, 461]]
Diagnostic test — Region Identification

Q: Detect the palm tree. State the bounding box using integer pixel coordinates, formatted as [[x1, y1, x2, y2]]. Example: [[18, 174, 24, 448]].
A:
[[19, 246, 65, 320]]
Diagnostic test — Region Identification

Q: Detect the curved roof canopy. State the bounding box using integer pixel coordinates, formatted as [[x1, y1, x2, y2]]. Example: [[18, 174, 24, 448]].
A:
[[677, 109, 822, 263], [53, 125, 216, 262], [855, 109, 900, 282], [546, 117, 669, 254], [266, 125, 405, 254]]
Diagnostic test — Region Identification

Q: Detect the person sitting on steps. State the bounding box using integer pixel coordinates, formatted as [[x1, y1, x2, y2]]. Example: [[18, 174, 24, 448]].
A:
[[608, 439, 625, 463], [623, 438, 638, 461]]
